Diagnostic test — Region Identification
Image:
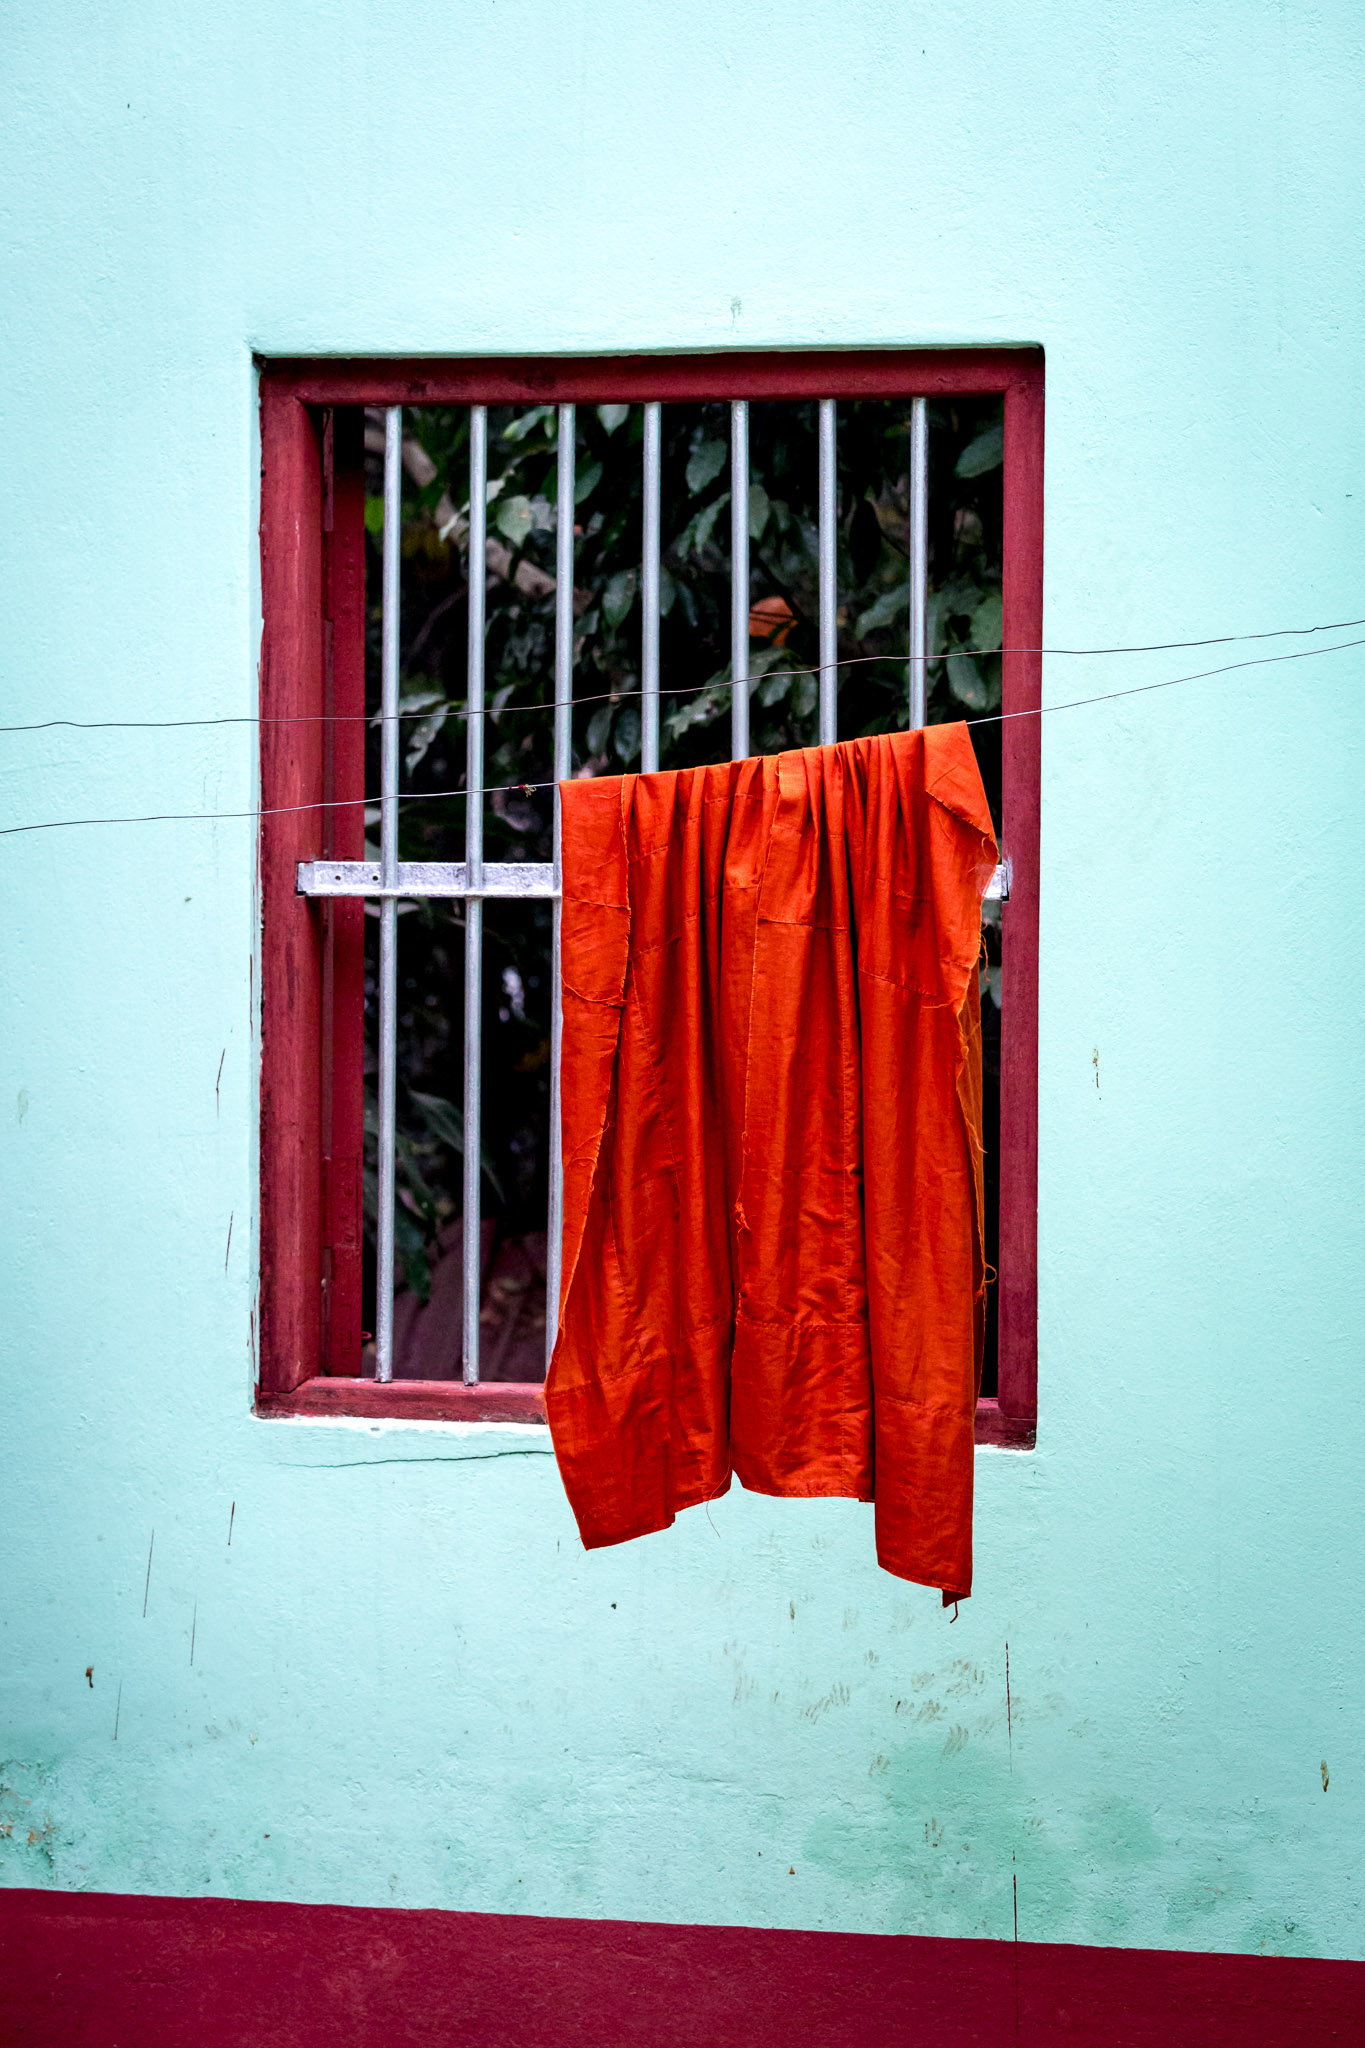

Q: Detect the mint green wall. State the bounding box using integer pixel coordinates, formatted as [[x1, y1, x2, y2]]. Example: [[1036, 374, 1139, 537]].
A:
[[2, 0, 1363, 1960]]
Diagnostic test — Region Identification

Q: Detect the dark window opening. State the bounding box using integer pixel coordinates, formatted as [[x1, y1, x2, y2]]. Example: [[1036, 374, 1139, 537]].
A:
[[355, 397, 1006, 1391]]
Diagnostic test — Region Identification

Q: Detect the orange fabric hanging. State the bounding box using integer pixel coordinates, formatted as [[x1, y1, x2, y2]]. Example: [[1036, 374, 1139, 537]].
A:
[[546, 724, 998, 1599]]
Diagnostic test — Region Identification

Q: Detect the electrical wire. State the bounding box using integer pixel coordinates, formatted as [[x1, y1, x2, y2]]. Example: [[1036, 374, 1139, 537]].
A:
[[3, 631, 1362, 839], [1, 613, 1363, 736]]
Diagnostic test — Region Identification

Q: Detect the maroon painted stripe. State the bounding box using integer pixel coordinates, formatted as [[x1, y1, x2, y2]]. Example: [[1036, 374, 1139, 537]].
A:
[[2, 1889, 1359, 2046]]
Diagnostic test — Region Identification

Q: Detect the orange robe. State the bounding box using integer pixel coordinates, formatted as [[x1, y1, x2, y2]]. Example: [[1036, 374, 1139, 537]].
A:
[[546, 724, 998, 1599]]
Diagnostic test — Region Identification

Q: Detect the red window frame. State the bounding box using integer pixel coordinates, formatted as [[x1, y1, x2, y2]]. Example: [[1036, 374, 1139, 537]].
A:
[[255, 350, 1043, 1445]]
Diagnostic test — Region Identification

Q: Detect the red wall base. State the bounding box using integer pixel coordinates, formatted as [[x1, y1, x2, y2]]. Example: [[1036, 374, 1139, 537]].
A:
[[2, 1887, 1361, 2046]]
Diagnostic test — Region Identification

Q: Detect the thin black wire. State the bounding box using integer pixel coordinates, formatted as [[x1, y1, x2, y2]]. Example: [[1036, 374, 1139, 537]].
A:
[[1, 613, 1363, 736], [3, 632, 1362, 839]]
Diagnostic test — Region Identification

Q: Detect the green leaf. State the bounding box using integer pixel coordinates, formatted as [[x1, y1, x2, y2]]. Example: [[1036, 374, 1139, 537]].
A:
[[494, 494, 534, 547], [614, 704, 641, 762], [855, 582, 910, 637], [658, 565, 678, 618], [757, 670, 791, 708], [585, 702, 613, 754], [597, 403, 630, 436], [955, 421, 1004, 478], [969, 590, 1003, 652], [395, 1209, 431, 1302], [937, 579, 985, 628], [603, 567, 638, 629], [394, 1131, 441, 1225], [364, 496, 384, 536], [792, 672, 818, 720], [409, 1090, 504, 1200], [664, 678, 728, 740], [574, 460, 603, 506], [693, 491, 730, 555], [748, 482, 770, 540], [946, 651, 993, 709], [501, 405, 553, 444], [405, 702, 449, 775], [377, 686, 443, 734], [408, 1089, 464, 1151], [686, 438, 727, 494]]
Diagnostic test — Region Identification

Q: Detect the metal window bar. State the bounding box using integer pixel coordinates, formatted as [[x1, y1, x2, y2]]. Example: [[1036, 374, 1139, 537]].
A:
[[373, 405, 402, 1383], [298, 393, 1007, 1393], [818, 400, 838, 747], [908, 395, 929, 730], [463, 406, 488, 1384], [545, 403, 576, 1368], [730, 400, 749, 760], [641, 402, 661, 775]]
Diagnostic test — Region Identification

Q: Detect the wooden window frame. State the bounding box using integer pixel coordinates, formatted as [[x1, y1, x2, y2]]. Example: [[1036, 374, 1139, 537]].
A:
[[255, 350, 1042, 1446]]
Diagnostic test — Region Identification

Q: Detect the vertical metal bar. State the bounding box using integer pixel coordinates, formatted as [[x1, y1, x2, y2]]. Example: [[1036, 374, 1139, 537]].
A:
[[462, 406, 487, 1385], [908, 394, 929, 730], [374, 405, 402, 1383], [818, 399, 838, 746], [730, 400, 749, 759], [546, 404, 575, 1371], [641, 402, 661, 774]]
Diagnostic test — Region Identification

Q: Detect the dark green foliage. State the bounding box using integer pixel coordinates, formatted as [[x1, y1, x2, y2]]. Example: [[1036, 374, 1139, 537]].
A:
[[361, 396, 1003, 1311]]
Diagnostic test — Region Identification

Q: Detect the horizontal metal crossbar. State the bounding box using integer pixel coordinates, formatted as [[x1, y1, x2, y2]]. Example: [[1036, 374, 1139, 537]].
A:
[[297, 860, 558, 900], [300, 856, 1009, 902]]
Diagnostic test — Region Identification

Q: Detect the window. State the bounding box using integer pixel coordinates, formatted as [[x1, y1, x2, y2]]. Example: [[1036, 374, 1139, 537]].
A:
[[256, 353, 1041, 1446]]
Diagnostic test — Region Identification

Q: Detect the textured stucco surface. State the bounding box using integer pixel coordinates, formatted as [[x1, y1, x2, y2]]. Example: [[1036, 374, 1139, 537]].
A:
[[2, 0, 1363, 1958]]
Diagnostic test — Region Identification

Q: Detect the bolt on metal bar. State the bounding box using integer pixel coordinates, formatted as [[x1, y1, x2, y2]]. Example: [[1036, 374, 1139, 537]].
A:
[[463, 405, 487, 1386], [374, 405, 402, 1383], [818, 399, 838, 746], [546, 403, 575, 1371], [731, 400, 750, 759], [908, 395, 929, 730], [641, 402, 661, 774]]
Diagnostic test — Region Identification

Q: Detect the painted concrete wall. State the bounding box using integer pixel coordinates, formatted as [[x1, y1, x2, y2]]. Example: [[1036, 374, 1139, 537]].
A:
[[2, 0, 1363, 1961]]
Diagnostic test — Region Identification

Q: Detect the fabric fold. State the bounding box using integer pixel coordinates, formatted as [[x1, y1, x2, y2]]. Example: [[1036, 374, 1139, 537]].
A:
[[547, 724, 998, 1598]]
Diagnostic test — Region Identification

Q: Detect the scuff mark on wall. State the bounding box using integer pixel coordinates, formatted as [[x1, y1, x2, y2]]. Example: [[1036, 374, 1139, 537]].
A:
[[1005, 1642, 1013, 1774], [800, 1685, 850, 1723], [0, 1766, 60, 1877]]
